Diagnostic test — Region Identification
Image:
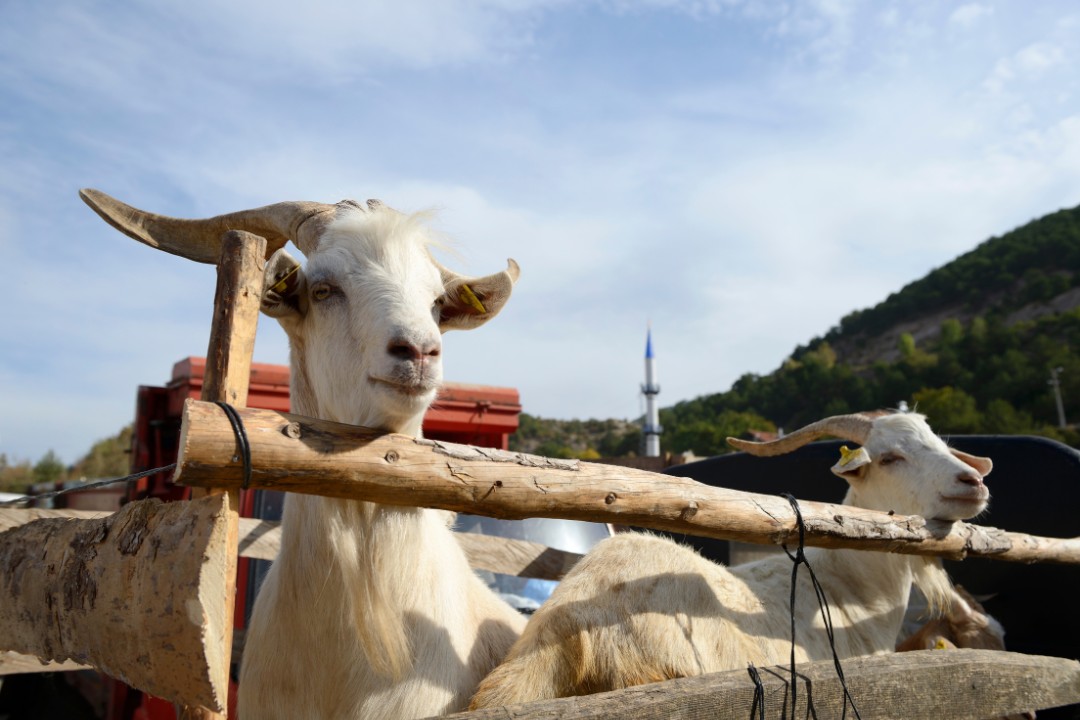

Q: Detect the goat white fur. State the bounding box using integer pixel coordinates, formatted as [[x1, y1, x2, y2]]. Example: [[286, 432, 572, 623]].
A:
[[470, 412, 992, 708], [79, 190, 527, 720]]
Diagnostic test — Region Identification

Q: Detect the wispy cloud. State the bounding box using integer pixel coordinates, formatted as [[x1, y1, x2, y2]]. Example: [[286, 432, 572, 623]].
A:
[[950, 3, 993, 28]]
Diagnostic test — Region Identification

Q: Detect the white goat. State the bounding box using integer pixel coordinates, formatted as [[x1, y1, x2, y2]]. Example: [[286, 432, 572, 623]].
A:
[[470, 412, 992, 708], [80, 190, 527, 719]]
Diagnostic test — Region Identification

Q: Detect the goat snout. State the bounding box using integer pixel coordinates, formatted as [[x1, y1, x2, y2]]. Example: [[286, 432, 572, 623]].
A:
[[956, 471, 984, 487], [387, 337, 442, 362]]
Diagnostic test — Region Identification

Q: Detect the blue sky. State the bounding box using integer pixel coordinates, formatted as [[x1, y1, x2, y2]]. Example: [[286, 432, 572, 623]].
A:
[[3, 1, 1079, 464]]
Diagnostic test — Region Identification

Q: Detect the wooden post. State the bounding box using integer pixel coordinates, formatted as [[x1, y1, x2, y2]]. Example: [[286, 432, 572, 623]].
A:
[[199, 229, 266, 411], [178, 229, 266, 720], [176, 402, 1080, 565]]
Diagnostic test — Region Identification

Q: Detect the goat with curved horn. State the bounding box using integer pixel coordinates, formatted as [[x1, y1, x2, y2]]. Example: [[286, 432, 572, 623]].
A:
[[470, 411, 994, 709], [81, 188, 526, 719], [727, 413, 875, 456]]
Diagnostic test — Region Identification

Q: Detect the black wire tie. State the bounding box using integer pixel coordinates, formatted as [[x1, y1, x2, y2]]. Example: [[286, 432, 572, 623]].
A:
[[782, 492, 861, 720], [214, 401, 252, 490], [747, 663, 766, 720]]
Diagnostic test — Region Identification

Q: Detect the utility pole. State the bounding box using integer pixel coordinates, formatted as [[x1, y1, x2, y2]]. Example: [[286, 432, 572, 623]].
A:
[[1049, 366, 1067, 429]]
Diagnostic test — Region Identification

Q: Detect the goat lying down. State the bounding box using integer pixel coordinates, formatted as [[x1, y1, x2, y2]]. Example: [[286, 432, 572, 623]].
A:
[[470, 412, 992, 708]]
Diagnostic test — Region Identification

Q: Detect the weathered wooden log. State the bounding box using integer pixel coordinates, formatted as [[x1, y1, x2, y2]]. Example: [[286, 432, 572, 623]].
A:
[[1, 509, 584, 580], [176, 401, 1080, 564], [179, 229, 265, 720], [436, 649, 1080, 720], [0, 494, 232, 709]]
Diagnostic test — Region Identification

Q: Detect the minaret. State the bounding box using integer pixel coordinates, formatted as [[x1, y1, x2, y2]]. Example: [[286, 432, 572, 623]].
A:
[[642, 326, 662, 457]]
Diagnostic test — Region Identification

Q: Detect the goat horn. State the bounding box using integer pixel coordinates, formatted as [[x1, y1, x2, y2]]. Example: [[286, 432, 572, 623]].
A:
[[727, 414, 874, 457], [79, 189, 338, 264]]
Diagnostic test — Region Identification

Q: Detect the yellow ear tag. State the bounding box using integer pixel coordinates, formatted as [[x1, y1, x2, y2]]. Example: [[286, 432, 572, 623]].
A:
[[270, 265, 299, 294], [458, 284, 487, 314], [838, 445, 860, 467], [933, 637, 950, 650]]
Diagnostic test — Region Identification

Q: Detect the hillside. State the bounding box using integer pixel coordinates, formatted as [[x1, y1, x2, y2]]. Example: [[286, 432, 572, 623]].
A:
[[809, 204, 1080, 366], [514, 202, 1080, 458]]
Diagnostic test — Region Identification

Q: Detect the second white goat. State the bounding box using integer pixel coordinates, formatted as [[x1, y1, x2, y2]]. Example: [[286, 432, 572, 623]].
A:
[[470, 412, 992, 707]]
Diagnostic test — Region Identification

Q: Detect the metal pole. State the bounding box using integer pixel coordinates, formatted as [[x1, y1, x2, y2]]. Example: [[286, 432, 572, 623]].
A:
[[1049, 366, 1066, 429]]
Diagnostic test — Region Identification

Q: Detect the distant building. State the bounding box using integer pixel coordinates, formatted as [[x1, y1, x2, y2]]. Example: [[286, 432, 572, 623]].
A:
[[642, 327, 662, 457]]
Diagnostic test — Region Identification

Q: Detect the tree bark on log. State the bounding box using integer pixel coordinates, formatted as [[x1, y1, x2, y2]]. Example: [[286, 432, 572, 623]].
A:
[[0, 494, 232, 710], [435, 649, 1080, 720], [177, 401, 1080, 565]]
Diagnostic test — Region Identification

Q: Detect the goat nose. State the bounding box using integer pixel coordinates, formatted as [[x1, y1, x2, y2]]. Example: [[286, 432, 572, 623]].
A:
[[387, 337, 441, 362], [956, 471, 984, 487]]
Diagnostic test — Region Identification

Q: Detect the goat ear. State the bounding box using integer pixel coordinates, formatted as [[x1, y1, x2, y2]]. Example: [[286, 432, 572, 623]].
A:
[[437, 259, 519, 331], [261, 248, 308, 320], [951, 448, 992, 477], [830, 445, 871, 481]]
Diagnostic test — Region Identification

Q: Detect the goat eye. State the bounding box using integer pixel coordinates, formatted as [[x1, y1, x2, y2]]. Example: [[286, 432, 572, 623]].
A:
[[879, 453, 904, 466], [311, 283, 333, 302]]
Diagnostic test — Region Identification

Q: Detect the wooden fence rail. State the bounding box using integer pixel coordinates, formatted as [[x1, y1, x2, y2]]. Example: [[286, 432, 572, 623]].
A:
[[177, 400, 1080, 565], [432, 649, 1080, 720]]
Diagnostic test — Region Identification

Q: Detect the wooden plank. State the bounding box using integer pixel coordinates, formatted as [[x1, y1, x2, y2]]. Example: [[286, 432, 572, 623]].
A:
[[0, 494, 232, 709], [179, 229, 265, 720], [436, 650, 1080, 720], [176, 402, 1080, 565], [236, 517, 583, 579], [235, 518, 582, 579], [0, 510, 585, 580], [456, 532, 583, 580]]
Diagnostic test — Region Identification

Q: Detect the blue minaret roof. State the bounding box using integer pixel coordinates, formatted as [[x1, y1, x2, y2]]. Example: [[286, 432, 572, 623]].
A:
[[645, 328, 654, 359]]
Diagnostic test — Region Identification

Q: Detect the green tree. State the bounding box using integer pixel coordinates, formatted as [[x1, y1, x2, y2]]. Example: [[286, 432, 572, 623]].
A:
[[597, 427, 641, 457], [912, 387, 981, 434], [533, 441, 575, 459], [666, 410, 775, 456], [982, 399, 1034, 434], [71, 425, 133, 479], [0, 454, 34, 493], [969, 316, 988, 346], [939, 318, 963, 347], [32, 450, 67, 485]]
